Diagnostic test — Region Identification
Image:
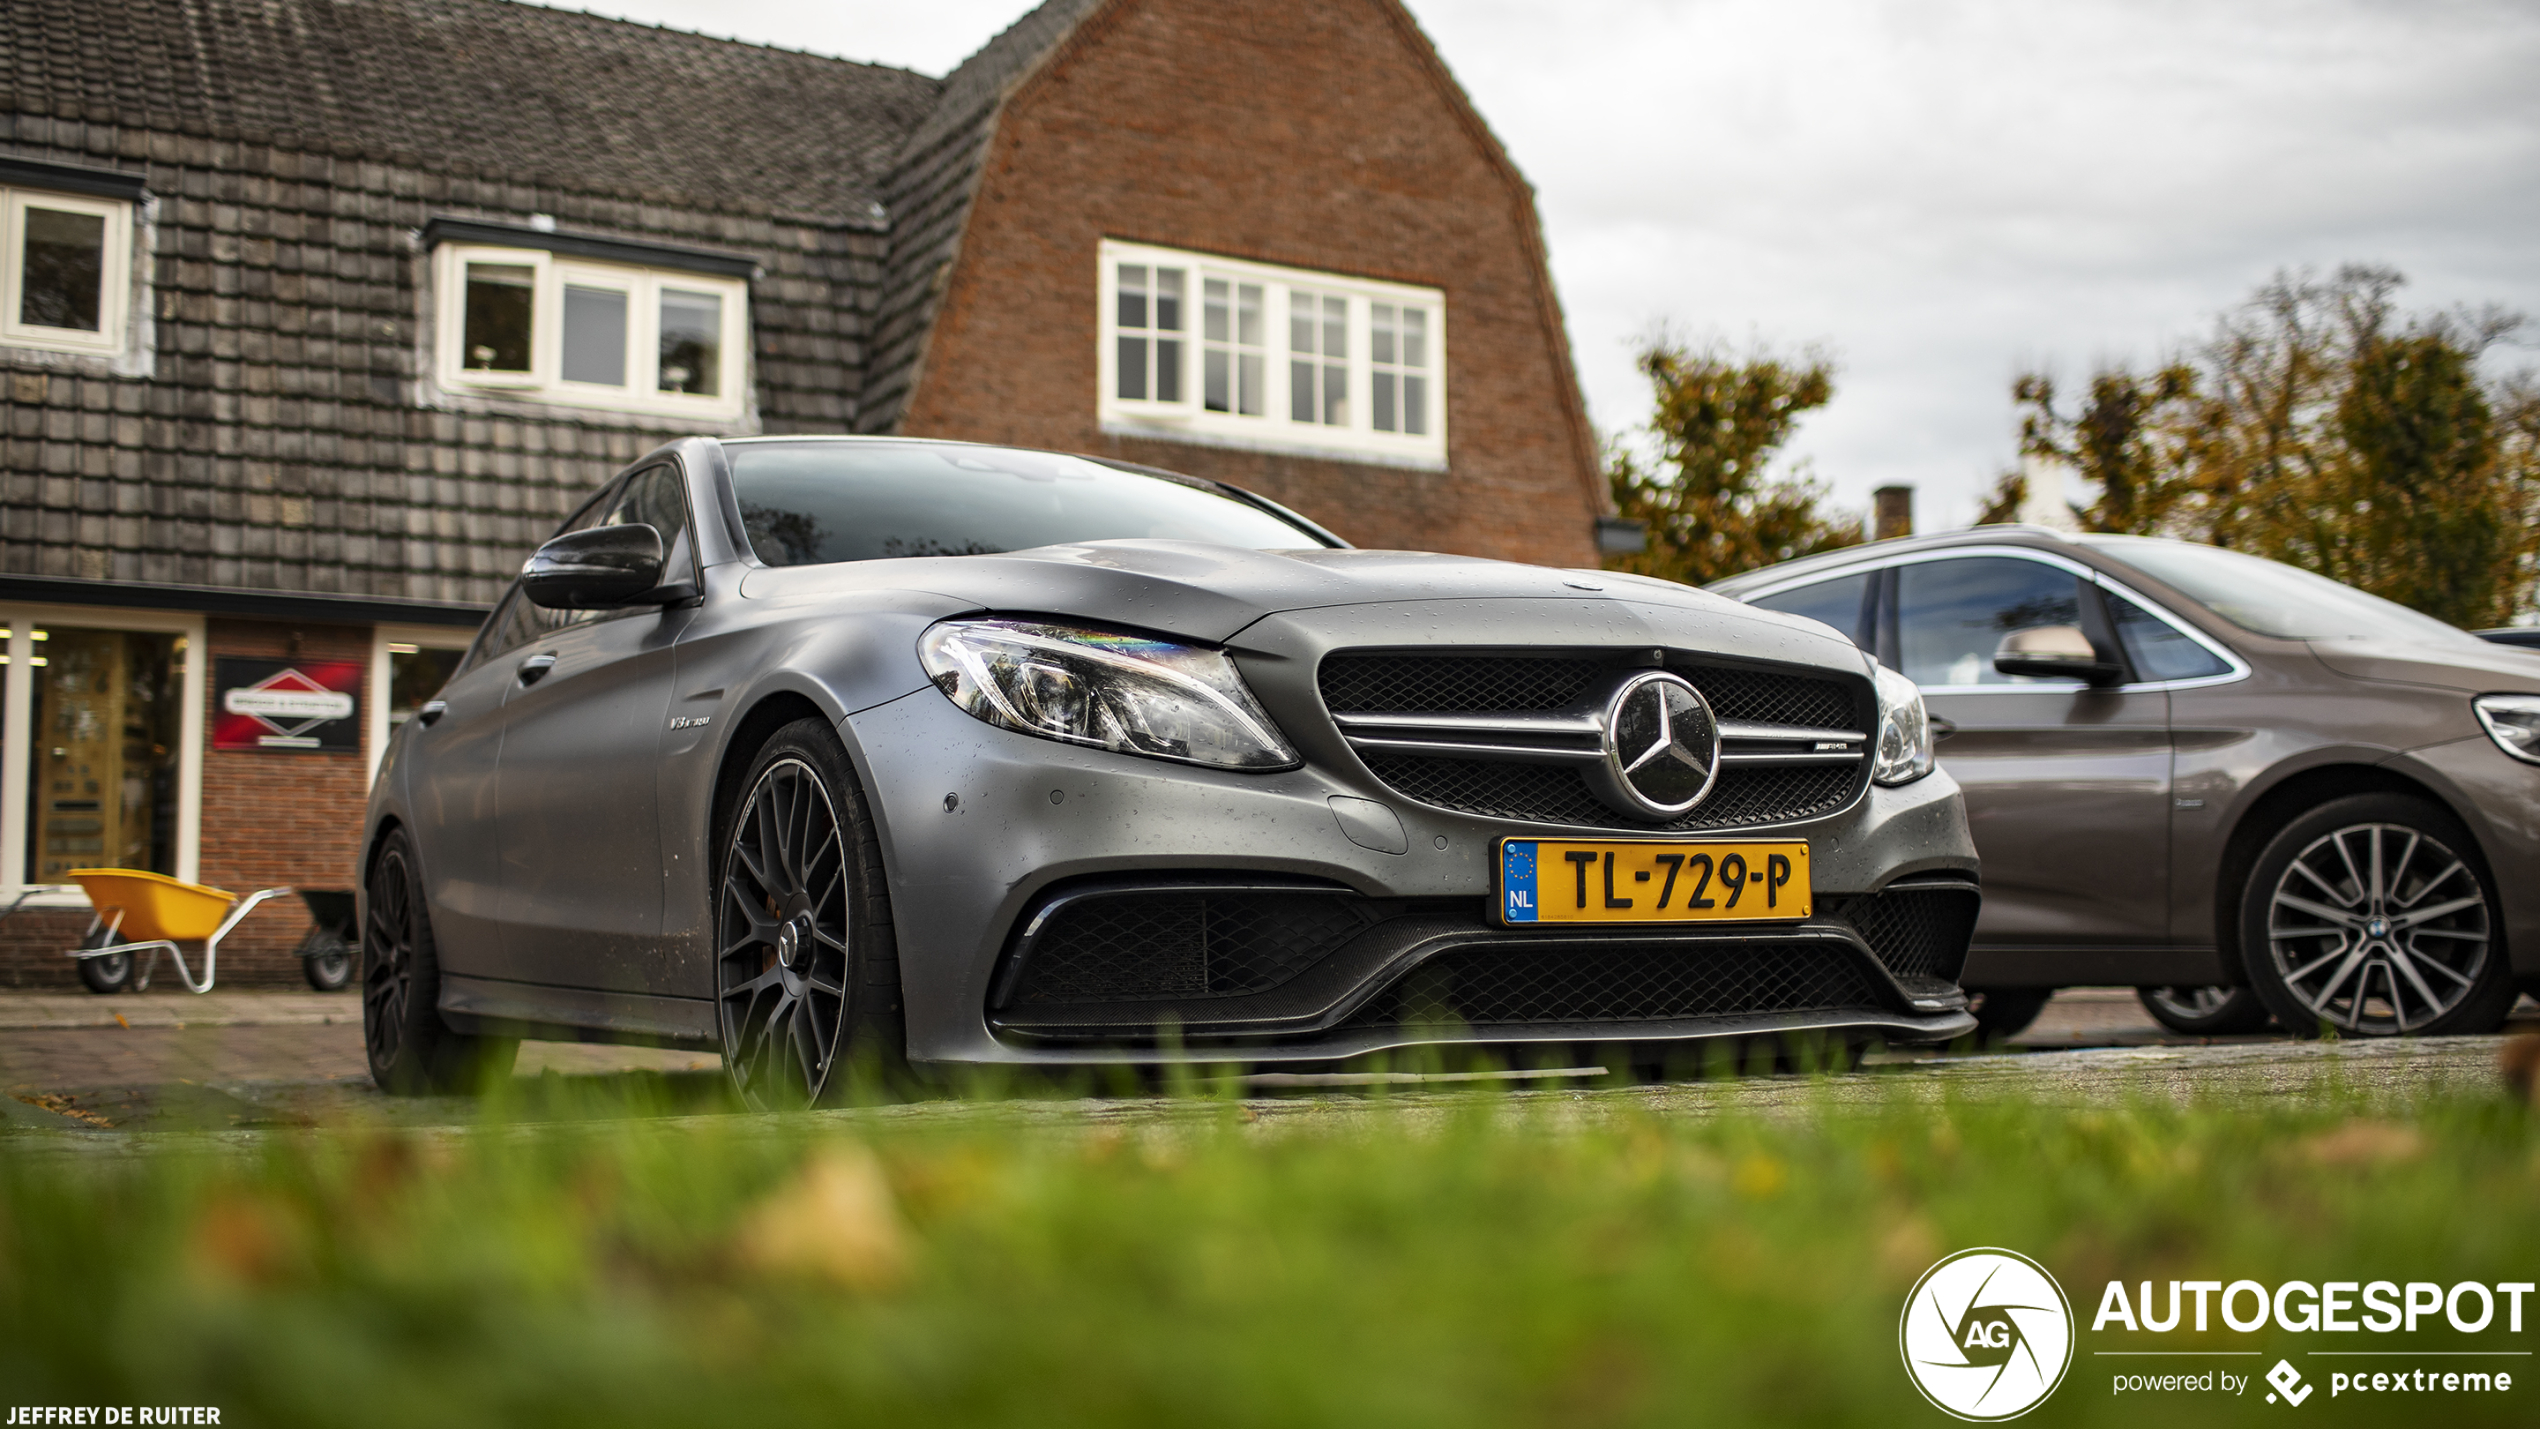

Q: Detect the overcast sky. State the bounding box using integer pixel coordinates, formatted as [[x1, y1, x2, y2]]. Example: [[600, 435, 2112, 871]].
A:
[[529, 0, 2540, 531]]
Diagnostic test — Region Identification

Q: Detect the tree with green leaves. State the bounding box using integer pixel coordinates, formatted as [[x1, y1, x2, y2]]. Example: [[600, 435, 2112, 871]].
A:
[[1603, 341, 1861, 585], [2005, 266, 2538, 627]]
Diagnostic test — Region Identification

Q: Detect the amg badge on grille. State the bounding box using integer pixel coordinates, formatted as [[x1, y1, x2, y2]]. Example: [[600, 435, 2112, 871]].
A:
[[1587, 671, 1721, 821]]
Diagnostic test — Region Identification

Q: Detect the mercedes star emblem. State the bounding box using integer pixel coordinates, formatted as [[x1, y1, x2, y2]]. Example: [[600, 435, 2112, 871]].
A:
[[1585, 671, 1721, 821]]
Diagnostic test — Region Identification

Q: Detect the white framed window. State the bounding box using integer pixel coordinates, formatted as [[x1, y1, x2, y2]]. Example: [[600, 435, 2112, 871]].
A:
[[368, 625, 477, 786], [431, 242, 749, 420], [1098, 239, 1447, 469], [1, 187, 133, 358], [0, 606, 206, 902]]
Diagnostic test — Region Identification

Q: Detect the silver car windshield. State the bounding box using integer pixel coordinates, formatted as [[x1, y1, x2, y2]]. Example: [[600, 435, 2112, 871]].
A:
[[726, 441, 1323, 566], [2084, 536, 2484, 645]]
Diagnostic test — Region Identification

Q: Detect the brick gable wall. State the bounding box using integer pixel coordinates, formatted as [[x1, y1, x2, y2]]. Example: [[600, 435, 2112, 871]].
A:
[[895, 0, 1605, 567]]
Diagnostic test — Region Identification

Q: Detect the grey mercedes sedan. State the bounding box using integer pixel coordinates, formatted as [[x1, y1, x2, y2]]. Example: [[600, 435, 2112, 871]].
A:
[[361, 437, 1978, 1104], [1714, 527, 2540, 1040]]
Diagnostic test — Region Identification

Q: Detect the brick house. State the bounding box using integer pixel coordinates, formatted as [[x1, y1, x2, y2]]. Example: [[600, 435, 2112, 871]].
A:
[[0, 0, 1608, 984]]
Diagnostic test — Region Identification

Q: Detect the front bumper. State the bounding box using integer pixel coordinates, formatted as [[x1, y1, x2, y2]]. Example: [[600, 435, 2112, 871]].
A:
[[844, 688, 1980, 1067]]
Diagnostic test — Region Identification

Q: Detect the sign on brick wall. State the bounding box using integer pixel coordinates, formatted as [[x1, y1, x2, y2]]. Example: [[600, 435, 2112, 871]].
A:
[[213, 658, 363, 753]]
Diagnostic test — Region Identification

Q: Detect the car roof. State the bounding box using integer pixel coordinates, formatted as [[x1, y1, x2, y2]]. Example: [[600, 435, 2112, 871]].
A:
[[1706, 524, 2081, 596]]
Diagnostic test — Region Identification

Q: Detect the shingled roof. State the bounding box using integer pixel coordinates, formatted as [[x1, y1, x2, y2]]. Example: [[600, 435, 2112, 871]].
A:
[[0, 0, 1138, 611], [1, 0, 943, 221]]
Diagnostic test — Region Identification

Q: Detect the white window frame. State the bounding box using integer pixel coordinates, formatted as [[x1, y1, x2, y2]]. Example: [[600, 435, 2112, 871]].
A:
[[0, 606, 206, 904], [367, 625, 479, 786], [0, 187, 133, 358], [1098, 239, 1447, 470], [432, 242, 750, 420]]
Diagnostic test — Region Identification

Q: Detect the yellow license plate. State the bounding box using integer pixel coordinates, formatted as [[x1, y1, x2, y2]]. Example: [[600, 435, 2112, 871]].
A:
[[1494, 838, 1811, 926]]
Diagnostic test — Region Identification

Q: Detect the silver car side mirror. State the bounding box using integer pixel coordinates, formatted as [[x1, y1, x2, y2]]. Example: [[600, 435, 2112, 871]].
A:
[[1993, 624, 2121, 685]]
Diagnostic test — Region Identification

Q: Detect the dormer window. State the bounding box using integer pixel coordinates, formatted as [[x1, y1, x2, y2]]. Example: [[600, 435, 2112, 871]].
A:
[[426, 219, 752, 420], [1, 175, 138, 359]]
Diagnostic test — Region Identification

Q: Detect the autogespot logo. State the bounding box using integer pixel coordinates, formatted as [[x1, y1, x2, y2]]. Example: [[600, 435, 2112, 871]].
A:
[[1901, 1249, 2077, 1420]]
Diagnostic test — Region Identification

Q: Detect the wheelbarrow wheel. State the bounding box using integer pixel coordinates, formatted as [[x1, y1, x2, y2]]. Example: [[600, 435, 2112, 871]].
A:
[[75, 927, 133, 995], [364, 829, 516, 1094], [298, 929, 354, 992]]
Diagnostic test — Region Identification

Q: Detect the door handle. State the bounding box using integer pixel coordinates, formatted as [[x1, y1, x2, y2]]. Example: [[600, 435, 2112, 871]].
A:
[[517, 653, 558, 686], [417, 699, 448, 727]]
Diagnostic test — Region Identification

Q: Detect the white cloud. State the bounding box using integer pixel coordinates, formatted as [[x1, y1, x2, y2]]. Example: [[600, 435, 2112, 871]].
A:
[[524, 0, 2540, 532]]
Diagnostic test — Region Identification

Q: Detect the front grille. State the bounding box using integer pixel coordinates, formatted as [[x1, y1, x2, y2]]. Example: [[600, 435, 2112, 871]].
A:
[[1322, 652, 1869, 831], [1342, 939, 1884, 1029], [1363, 754, 1860, 832], [1318, 654, 1863, 728], [1004, 891, 1370, 1007], [1827, 882, 1981, 984]]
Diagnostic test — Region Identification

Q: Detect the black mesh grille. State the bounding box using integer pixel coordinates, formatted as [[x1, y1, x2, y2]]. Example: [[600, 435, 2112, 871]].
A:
[[1828, 885, 1981, 983], [1007, 892, 1370, 1007], [1317, 653, 1862, 729], [1343, 939, 1883, 1028], [1317, 655, 1608, 714], [1361, 755, 1860, 831]]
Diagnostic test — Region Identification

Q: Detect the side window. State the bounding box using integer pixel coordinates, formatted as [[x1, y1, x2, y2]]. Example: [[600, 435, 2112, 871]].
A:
[[478, 480, 626, 659], [597, 463, 695, 586], [1751, 572, 1871, 647], [2105, 589, 2231, 682], [1894, 558, 2086, 688]]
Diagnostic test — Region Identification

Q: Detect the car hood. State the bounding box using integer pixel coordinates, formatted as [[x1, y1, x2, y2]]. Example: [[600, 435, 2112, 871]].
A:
[[737, 540, 1777, 644], [2307, 637, 2540, 694]]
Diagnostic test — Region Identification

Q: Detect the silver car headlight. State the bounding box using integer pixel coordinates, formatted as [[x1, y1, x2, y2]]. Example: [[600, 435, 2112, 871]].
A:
[[2473, 693, 2540, 765], [918, 619, 1298, 771], [1871, 662, 1937, 787]]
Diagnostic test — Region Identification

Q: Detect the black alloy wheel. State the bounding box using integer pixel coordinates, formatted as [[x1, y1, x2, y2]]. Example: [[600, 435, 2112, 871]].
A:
[[75, 926, 134, 995], [363, 829, 516, 1093], [2135, 985, 2273, 1036], [715, 719, 902, 1110], [2241, 794, 2518, 1037]]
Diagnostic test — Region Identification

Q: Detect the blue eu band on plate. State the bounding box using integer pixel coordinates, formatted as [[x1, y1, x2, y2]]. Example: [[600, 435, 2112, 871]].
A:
[[1496, 839, 1812, 926]]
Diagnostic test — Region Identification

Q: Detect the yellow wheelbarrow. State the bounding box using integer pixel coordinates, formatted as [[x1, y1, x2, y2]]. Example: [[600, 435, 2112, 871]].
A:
[[66, 868, 298, 995]]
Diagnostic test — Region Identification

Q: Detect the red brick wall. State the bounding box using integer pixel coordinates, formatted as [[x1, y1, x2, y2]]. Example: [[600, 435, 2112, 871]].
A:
[[900, 0, 1606, 566], [192, 618, 372, 986]]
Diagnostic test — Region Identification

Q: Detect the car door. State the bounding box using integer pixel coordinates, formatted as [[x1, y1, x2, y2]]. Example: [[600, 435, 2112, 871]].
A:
[[492, 463, 699, 991], [401, 613, 515, 973], [1889, 553, 2172, 949]]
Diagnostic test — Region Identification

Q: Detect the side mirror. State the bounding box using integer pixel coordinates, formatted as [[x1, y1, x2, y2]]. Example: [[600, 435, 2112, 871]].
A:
[[1993, 624, 2121, 685], [522, 524, 665, 609]]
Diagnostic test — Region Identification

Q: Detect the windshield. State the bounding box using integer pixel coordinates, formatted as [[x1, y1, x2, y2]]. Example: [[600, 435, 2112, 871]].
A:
[[724, 441, 1326, 566], [2083, 537, 2486, 645]]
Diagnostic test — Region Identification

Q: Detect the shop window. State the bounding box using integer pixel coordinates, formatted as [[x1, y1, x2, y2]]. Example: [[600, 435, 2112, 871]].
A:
[[1, 187, 133, 357], [1099, 240, 1445, 467], [433, 243, 748, 419], [19, 627, 183, 883]]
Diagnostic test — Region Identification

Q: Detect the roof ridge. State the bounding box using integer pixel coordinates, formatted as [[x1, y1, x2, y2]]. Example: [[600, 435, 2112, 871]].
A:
[[515, 0, 936, 78]]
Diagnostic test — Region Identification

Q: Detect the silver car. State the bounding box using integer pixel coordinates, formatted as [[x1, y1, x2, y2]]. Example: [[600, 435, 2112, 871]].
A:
[[1715, 527, 2540, 1038], [361, 437, 1978, 1104]]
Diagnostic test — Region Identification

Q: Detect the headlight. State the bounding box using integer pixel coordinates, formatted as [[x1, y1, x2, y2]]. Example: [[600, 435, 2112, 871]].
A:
[[2473, 693, 2540, 765], [1871, 662, 1937, 786], [918, 619, 1298, 771]]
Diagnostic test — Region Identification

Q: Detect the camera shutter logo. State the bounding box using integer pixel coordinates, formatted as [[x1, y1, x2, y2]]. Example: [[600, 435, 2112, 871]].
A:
[[1900, 1248, 2075, 1420]]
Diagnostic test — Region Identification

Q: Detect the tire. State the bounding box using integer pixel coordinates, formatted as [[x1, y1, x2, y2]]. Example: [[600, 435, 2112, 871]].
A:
[[363, 828, 518, 1093], [299, 930, 354, 992], [2135, 985, 2273, 1035], [2239, 794, 2517, 1037], [713, 718, 904, 1109], [1965, 987, 2051, 1040], [75, 927, 133, 995]]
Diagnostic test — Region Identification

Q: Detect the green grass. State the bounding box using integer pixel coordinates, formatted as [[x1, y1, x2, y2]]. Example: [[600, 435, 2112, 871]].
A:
[[2, 1073, 2533, 1426]]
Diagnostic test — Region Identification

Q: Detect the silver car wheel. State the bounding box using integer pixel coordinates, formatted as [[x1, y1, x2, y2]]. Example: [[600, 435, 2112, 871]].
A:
[[717, 755, 852, 1109], [2264, 821, 2490, 1035], [2144, 986, 2233, 1019]]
